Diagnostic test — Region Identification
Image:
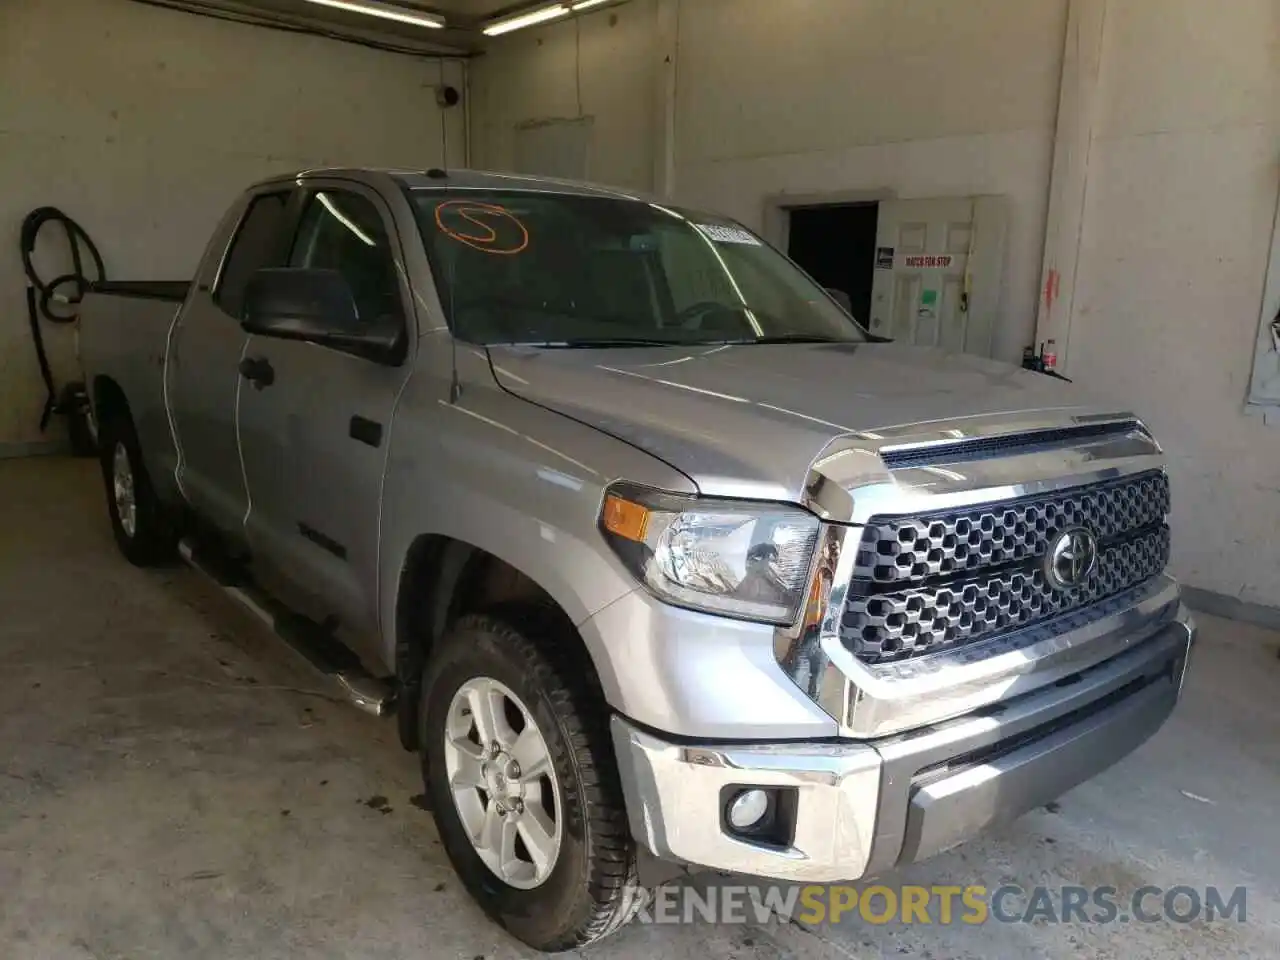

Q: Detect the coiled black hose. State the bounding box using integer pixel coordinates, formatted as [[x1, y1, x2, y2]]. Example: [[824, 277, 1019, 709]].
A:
[[20, 207, 105, 430]]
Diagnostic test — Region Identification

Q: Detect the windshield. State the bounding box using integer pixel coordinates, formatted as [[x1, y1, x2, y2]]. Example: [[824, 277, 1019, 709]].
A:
[[409, 190, 866, 346]]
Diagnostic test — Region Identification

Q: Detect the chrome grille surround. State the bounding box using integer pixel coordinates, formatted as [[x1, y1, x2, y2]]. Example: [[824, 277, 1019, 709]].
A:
[[772, 410, 1180, 738], [840, 470, 1171, 663]]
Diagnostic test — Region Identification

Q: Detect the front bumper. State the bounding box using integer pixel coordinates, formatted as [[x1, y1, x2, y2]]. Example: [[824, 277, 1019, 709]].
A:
[[612, 607, 1194, 883]]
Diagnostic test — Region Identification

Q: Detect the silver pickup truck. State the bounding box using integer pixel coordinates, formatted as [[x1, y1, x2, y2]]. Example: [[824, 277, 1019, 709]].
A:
[[82, 168, 1195, 951]]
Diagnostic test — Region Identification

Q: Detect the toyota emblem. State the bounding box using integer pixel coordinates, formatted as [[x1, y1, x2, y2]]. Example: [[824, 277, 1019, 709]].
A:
[[1046, 527, 1097, 590]]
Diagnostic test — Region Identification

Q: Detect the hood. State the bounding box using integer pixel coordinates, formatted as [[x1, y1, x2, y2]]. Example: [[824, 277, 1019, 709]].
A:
[[485, 341, 1120, 500]]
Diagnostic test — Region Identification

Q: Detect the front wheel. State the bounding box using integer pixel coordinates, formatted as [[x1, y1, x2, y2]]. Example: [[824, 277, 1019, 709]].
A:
[[421, 613, 645, 951]]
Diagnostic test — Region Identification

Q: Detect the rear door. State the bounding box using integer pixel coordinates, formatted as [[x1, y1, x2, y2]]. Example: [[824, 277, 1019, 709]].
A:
[[170, 187, 295, 539], [235, 182, 414, 636], [869, 197, 1006, 356]]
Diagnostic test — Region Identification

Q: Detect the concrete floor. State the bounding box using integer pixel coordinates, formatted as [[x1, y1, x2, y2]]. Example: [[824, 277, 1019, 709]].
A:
[[1, 456, 1278, 960]]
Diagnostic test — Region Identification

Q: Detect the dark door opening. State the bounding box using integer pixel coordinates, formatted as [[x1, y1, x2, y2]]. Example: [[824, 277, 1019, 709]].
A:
[[786, 202, 879, 327]]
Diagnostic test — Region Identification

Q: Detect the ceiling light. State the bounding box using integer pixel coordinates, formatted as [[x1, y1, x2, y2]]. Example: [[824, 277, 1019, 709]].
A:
[[483, 4, 569, 36], [570, 0, 612, 8], [302, 0, 445, 29]]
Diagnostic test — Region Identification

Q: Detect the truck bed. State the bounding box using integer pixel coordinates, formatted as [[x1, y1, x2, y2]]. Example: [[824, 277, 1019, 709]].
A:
[[90, 280, 191, 302], [80, 281, 193, 495]]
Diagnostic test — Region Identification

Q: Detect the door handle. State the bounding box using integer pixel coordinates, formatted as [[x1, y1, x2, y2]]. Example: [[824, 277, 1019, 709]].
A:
[[238, 356, 275, 389], [349, 415, 383, 448]]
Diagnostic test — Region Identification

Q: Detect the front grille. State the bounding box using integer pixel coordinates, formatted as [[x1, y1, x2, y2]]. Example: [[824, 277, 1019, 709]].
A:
[[841, 471, 1170, 664], [854, 471, 1169, 585]]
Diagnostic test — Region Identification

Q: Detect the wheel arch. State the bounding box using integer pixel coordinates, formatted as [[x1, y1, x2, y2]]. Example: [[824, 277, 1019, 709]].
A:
[[92, 374, 131, 426], [91, 373, 179, 506], [393, 534, 596, 751]]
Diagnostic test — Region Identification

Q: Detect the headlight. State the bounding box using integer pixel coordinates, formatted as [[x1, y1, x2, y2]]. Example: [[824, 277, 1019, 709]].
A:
[[599, 483, 821, 625]]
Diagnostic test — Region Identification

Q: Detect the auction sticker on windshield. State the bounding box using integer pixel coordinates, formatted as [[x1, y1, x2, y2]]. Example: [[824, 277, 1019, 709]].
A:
[[696, 224, 761, 245]]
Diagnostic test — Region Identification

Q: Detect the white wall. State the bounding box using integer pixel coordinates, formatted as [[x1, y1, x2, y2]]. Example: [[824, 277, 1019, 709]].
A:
[[473, 0, 1067, 364], [1066, 0, 1280, 606], [0, 0, 464, 449], [470, 0, 658, 192], [674, 0, 1066, 364]]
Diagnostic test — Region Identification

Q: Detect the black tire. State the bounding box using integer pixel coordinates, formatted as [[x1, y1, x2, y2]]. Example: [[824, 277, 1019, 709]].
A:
[[99, 411, 176, 566], [421, 612, 645, 952]]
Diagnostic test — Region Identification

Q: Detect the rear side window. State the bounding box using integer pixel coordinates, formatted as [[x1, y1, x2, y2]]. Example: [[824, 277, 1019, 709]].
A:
[[215, 191, 290, 318]]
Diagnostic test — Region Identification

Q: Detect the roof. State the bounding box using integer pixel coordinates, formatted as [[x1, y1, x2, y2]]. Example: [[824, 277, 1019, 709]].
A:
[[288, 167, 654, 202]]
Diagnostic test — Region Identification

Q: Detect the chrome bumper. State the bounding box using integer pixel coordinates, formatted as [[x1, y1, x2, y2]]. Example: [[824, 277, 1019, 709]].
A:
[[612, 607, 1194, 883]]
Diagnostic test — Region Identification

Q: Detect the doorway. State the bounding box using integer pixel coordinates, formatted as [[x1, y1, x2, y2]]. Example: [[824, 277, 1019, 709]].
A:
[[786, 203, 879, 328], [778, 195, 1008, 357]]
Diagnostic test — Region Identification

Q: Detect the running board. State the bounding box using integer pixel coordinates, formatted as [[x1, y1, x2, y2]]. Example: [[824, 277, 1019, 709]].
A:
[[178, 539, 397, 717]]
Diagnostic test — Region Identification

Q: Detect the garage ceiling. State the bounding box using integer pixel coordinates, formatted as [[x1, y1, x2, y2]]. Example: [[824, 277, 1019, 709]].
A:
[[135, 0, 601, 54]]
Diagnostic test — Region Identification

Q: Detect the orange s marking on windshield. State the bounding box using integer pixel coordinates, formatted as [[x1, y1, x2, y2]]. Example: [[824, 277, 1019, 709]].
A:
[[434, 200, 530, 255]]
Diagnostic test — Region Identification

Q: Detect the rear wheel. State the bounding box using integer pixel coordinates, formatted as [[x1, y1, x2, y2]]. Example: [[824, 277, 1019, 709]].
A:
[[421, 613, 645, 951], [99, 412, 176, 566]]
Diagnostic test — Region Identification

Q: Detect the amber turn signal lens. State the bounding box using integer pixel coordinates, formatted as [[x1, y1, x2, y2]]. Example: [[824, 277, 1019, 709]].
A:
[[802, 569, 830, 632], [602, 494, 650, 542]]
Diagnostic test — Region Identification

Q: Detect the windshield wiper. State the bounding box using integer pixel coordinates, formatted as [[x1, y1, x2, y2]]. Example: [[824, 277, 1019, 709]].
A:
[[505, 338, 686, 349], [696, 306, 883, 345], [722, 330, 895, 345], [710, 334, 848, 345]]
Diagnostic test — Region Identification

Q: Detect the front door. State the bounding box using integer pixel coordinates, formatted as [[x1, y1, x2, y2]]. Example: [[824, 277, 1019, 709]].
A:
[[869, 197, 1006, 356], [236, 183, 413, 636]]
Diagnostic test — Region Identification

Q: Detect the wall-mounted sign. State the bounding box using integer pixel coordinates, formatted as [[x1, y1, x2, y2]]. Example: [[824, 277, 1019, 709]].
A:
[[902, 254, 954, 268]]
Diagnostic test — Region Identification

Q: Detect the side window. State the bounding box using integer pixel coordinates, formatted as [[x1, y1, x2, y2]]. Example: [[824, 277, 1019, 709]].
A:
[[289, 191, 401, 327], [215, 191, 290, 318]]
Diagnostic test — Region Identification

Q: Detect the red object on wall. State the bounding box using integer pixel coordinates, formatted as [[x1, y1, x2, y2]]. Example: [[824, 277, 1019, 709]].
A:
[[1043, 268, 1060, 309]]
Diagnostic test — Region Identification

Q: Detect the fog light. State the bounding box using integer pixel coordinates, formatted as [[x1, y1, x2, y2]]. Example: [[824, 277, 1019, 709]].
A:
[[726, 789, 770, 830]]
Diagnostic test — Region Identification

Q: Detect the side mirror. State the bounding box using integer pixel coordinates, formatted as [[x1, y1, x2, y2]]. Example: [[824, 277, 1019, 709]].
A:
[[825, 287, 853, 315], [242, 268, 403, 364]]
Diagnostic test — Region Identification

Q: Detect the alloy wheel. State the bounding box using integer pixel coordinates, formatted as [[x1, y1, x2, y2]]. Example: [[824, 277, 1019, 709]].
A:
[[112, 441, 137, 538], [443, 676, 562, 890]]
